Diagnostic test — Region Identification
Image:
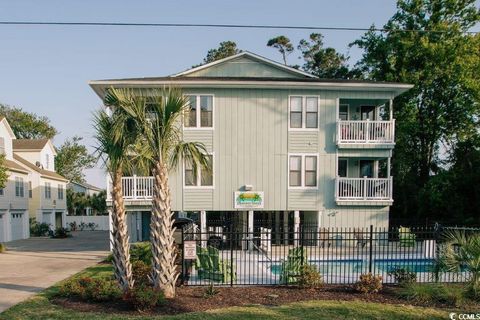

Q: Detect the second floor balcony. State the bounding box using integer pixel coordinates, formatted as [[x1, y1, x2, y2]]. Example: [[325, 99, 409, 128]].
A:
[[335, 176, 393, 204], [337, 119, 395, 146]]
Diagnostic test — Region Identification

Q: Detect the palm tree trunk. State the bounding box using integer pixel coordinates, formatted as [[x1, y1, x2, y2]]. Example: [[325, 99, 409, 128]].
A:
[[110, 168, 134, 291], [150, 161, 178, 298]]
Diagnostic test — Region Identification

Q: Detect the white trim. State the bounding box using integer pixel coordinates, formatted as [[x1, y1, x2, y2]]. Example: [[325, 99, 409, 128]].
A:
[[183, 152, 215, 189], [89, 80, 414, 100], [288, 95, 320, 131], [172, 51, 316, 78], [287, 153, 319, 190], [183, 94, 215, 130]]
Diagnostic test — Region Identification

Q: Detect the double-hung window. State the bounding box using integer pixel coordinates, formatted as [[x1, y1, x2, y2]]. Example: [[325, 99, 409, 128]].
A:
[[289, 154, 318, 188], [289, 96, 319, 129], [58, 184, 64, 200], [15, 177, 24, 197], [45, 182, 51, 199], [184, 95, 213, 129], [184, 154, 213, 187]]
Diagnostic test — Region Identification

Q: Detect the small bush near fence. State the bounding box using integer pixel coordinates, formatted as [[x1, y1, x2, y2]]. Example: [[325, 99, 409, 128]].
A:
[[298, 264, 323, 288], [132, 261, 151, 286], [388, 268, 417, 285], [0, 243, 6, 253], [354, 273, 383, 294], [50, 227, 71, 239], [68, 222, 98, 231], [30, 218, 50, 237], [396, 283, 466, 307]]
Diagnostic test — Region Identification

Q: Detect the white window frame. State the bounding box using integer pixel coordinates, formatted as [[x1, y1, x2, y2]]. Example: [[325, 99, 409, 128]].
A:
[[183, 152, 215, 189], [15, 177, 24, 197], [58, 184, 64, 200], [183, 94, 215, 130], [288, 153, 319, 189], [288, 95, 320, 131], [45, 182, 51, 199]]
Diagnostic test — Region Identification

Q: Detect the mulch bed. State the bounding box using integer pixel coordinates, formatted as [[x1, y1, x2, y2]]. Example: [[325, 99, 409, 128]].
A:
[[51, 284, 449, 316]]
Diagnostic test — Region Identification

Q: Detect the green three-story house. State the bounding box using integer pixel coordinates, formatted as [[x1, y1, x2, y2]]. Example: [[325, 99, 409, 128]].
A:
[[89, 51, 412, 244]]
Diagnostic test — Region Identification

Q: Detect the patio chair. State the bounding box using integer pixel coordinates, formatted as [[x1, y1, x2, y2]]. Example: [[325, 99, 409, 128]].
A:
[[353, 228, 367, 248], [319, 227, 331, 248], [195, 246, 236, 283], [279, 247, 308, 284], [398, 226, 416, 247]]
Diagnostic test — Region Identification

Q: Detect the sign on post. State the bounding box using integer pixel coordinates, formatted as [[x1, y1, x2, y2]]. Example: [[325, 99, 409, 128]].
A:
[[234, 191, 264, 209], [183, 241, 197, 260]]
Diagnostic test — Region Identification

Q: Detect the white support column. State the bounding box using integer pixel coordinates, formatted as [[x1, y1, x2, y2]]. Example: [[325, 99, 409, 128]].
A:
[[389, 99, 394, 120], [293, 210, 300, 246], [248, 210, 254, 251], [283, 211, 289, 245], [387, 157, 391, 177], [275, 211, 280, 245], [108, 208, 113, 251], [200, 210, 207, 248]]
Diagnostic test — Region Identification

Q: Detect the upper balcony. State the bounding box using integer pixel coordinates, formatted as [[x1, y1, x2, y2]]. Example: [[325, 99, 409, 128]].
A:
[[107, 175, 154, 202], [336, 98, 395, 149]]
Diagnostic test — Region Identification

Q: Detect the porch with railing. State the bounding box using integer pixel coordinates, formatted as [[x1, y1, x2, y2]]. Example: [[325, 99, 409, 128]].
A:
[[106, 175, 154, 200], [335, 177, 393, 202], [337, 120, 395, 145]]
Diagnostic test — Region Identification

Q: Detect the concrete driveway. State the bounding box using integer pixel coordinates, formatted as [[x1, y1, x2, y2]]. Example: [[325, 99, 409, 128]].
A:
[[0, 231, 109, 312]]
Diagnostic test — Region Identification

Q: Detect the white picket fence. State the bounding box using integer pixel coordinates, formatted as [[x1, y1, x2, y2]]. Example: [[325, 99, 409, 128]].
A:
[[65, 215, 109, 231]]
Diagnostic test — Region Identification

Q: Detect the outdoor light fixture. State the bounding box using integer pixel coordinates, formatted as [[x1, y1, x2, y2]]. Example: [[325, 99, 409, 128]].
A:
[[244, 184, 253, 191]]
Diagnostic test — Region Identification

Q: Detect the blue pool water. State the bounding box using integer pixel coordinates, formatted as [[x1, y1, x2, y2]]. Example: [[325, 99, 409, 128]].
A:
[[268, 258, 436, 275], [374, 259, 435, 273]]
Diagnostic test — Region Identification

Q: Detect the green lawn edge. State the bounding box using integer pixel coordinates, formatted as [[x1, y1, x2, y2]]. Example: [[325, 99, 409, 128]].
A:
[[0, 264, 456, 320]]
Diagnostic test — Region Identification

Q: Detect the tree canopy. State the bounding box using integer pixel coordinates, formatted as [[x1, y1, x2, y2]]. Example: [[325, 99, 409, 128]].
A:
[[267, 35, 294, 65], [0, 154, 8, 189], [0, 104, 57, 139], [55, 136, 96, 183], [352, 0, 480, 225], [200, 41, 241, 65]]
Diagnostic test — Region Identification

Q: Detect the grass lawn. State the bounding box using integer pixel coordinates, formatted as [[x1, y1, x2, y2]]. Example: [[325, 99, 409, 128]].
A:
[[0, 264, 456, 320]]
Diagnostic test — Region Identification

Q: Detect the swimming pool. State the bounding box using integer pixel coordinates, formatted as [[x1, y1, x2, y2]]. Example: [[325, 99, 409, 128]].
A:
[[268, 258, 437, 276], [269, 259, 364, 275], [374, 259, 435, 273]]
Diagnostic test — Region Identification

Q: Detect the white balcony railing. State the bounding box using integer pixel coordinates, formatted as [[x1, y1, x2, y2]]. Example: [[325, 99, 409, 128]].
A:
[[107, 175, 154, 201], [335, 177, 393, 201], [337, 120, 395, 144]]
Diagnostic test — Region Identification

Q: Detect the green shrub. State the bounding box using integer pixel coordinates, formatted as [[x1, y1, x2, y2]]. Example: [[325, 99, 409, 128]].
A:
[[354, 273, 383, 294], [388, 267, 417, 285], [297, 264, 323, 288], [132, 261, 151, 287], [123, 285, 164, 311], [130, 242, 152, 265], [0, 243, 6, 253], [396, 283, 465, 307], [30, 218, 50, 237], [58, 277, 121, 302], [203, 282, 219, 298]]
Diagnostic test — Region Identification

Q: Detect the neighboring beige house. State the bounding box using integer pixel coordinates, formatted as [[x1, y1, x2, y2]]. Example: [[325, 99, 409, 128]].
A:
[[0, 117, 30, 242], [13, 138, 68, 229]]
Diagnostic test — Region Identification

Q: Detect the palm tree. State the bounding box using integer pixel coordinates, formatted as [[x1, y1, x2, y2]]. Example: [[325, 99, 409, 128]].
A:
[[440, 230, 480, 297], [108, 87, 210, 298], [93, 108, 138, 292]]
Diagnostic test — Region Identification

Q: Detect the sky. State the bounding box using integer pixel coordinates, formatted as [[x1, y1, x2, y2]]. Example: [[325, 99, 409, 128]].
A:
[[0, 0, 478, 188]]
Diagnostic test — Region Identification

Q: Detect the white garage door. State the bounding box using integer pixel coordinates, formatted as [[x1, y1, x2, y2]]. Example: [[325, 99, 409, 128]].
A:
[[11, 212, 24, 241]]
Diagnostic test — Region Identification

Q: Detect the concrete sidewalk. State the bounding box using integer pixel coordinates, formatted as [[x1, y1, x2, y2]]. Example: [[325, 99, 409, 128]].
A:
[[0, 231, 109, 312]]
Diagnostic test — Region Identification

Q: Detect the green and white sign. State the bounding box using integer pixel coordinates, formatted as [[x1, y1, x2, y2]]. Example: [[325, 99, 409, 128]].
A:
[[234, 191, 264, 209]]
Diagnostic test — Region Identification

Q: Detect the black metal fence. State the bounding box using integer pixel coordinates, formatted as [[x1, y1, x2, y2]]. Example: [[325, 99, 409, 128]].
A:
[[180, 225, 478, 286]]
